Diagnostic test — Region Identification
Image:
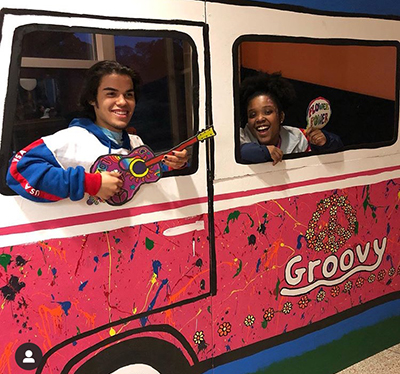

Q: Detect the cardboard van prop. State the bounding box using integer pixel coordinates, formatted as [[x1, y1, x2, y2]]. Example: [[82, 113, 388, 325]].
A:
[[0, 1, 399, 373]]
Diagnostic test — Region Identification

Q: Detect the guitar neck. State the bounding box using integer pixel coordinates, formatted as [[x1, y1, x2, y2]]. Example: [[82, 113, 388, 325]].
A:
[[145, 135, 199, 167]]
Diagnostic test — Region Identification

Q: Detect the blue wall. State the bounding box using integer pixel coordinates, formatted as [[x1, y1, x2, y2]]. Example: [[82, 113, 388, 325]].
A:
[[222, 0, 400, 17]]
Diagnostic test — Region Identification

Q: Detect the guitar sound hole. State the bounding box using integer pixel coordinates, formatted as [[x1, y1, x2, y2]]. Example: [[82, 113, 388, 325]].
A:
[[131, 160, 147, 176]]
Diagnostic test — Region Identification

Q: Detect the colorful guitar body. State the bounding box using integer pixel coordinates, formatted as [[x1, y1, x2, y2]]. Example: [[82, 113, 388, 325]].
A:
[[89, 145, 162, 206], [88, 127, 216, 206]]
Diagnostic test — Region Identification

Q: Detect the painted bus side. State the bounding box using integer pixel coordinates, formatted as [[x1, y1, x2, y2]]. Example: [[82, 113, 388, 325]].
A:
[[0, 1, 399, 373]]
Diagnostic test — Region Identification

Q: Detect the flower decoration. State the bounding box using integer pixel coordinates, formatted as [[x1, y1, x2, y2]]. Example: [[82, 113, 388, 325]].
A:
[[330, 285, 340, 297], [316, 290, 326, 302], [298, 295, 310, 309], [368, 273, 376, 283], [388, 267, 395, 277], [282, 301, 293, 315], [377, 269, 386, 281], [344, 280, 353, 293], [244, 315, 255, 327], [355, 277, 364, 288], [193, 331, 205, 345], [263, 307, 275, 321], [218, 322, 231, 337]]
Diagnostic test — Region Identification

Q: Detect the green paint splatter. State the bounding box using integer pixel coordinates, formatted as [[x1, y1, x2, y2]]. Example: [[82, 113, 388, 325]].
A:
[[224, 210, 240, 233], [224, 210, 254, 233], [76, 326, 81, 335], [233, 259, 243, 278], [262, 319, 268, 329], [362, 185, 377, 219], [0, 254, 12, 272], [145, 237, 154, 250], [207, 306, 211, 314], [246, 213, 254, 228], [37, 268, 42, 276], [355, 221, 359, 234], [274, 278, 281, 301]]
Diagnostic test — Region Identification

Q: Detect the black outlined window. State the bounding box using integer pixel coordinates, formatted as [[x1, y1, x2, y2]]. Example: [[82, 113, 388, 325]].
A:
[[0, 26, 199, 194], [233, 36, 399, 164]]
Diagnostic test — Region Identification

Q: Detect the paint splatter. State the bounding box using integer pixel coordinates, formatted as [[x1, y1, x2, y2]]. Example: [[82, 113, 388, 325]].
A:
[[57, 301, 71, 316], [140, 279, 168, 326], [225, 210, 254, 234], [94, 256, 99, 272], [152, 260, 162, 276], [256, 258, 261, 273], [274, 278, 281, 301], [248, 235, 256, 246], [0, 254, 11, 272], [15, 256, 27, 267], [233, 259, 243, 278], [297, 235, 305, 250], [146, 238, 154, 250], [79, 281, 88, 291], [224, 211, 240, 233], [1, 275, 26, 301]]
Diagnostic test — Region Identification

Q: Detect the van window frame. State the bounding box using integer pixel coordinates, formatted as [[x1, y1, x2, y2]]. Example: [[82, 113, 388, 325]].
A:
[[0, 23, 200, 195], [233, 35, 400, 165]]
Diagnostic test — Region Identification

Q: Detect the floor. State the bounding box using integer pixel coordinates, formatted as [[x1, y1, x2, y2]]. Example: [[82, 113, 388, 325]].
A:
[[336, 342, 400, 374]]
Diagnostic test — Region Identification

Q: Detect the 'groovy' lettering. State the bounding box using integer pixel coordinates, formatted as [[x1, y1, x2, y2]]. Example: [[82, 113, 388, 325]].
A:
[[280, 237, 386, 296]]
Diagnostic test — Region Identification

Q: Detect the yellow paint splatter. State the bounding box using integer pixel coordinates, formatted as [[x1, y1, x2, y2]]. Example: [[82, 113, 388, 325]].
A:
[[109, 327, 116, 336]]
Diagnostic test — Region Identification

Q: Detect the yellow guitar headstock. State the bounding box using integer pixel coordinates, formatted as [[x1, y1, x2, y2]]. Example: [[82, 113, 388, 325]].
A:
[[197, 127, 216, 142]]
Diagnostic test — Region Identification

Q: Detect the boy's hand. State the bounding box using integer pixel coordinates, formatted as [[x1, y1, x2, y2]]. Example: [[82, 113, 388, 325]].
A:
[[267, 145, 283, 166], [307, 127, 327, 146], [163, 149, 189, 169], [96, 171, 123, 200]]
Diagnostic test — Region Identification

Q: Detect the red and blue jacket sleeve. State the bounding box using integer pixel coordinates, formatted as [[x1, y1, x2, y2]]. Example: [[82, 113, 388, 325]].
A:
[[6, 139, 101, 202]]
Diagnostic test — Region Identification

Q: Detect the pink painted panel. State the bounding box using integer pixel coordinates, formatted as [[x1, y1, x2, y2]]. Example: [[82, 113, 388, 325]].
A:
[[0, 180, 399, 372]]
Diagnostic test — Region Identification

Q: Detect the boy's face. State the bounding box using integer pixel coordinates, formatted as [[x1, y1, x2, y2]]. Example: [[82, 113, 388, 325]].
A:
[[91, 73, 136, 132], [246, 94, 283, 146]]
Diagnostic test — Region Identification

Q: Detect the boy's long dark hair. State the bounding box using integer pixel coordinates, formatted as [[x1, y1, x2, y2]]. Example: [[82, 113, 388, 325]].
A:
[[79, 60, 141, 121], [240, 71, 296, 127]]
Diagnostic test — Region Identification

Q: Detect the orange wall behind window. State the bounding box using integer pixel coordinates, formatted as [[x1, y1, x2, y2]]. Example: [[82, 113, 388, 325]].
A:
[[240, 42, 397, 100]]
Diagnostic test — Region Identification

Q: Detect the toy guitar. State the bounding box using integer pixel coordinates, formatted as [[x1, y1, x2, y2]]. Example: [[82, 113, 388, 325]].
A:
[[87, 127, 216, 206]]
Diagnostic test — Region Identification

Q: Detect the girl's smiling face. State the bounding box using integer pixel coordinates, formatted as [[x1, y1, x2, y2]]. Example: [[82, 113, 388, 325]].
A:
[[91, 73, 136, 132], [246, 94, 284, 146]]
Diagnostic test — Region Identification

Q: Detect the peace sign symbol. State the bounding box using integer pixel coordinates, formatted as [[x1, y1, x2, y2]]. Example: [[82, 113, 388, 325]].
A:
[[305, 194, 357, 253]]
